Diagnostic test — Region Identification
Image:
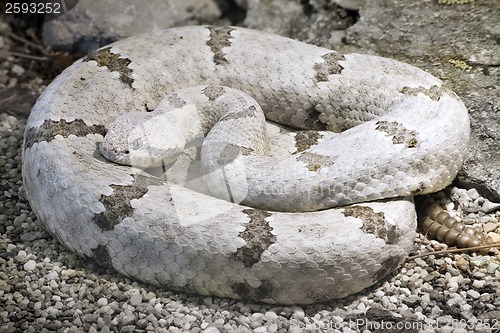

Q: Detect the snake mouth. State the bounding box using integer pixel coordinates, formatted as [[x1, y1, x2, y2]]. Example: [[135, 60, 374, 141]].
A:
[[99, 141, 131, 166]]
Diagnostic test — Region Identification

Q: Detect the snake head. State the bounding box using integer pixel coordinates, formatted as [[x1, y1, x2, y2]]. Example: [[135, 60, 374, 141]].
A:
[[99, 111, 185, 168]]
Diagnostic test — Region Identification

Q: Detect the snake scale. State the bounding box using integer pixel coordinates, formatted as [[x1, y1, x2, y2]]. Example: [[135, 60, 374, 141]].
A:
[[22, 26, 470, 304]]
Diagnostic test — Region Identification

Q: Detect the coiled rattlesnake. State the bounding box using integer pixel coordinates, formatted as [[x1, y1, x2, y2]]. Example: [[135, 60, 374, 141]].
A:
[[22, 26, 469, 304]]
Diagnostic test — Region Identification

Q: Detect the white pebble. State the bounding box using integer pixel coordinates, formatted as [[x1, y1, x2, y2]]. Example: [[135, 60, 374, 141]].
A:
[[97, 297, 108, 306], [436, 326, 454, 333], [146, 313, 157, 323], [486, 262, 499, 274], [448, 280, 459, 291], [11, 64, 25, 76], [62, 269, 78, 277], [46, 306, 59, 316], [264, 311, 278, 321], [467, 290, 480, 299], [291, 306, 305, 320], [466, 188, 481, 200], [185, 314, 197, 323], [119, 310, 136, 325], [46, 271, 58, 280], [472, 279, 485, 288], [152, 303, 163, 316], [16, 250, 28, 262], [129, 292, 142, 306], [23, 259, 37, 271]]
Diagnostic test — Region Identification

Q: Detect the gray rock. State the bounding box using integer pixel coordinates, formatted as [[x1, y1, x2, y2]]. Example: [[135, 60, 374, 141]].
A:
[[42, 0, 222, 53], [240, 0, 358, 49]]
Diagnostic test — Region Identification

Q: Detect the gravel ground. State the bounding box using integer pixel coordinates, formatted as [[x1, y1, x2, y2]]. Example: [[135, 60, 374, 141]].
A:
[[1, 12, 500, 333]]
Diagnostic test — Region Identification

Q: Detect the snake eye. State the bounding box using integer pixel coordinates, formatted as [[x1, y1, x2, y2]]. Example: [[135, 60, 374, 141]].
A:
[[131, 138, 142, 150]]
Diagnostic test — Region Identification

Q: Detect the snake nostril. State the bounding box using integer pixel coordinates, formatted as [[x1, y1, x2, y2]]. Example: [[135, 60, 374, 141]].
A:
[[124, 150, 129, 154]]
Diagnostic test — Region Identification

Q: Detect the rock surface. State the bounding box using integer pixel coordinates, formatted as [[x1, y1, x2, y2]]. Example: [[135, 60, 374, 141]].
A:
[[42, 0, 224, 52]]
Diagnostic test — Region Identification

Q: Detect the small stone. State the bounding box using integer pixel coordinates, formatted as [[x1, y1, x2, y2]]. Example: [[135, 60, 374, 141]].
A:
[[46, 271, 58, 280], [291, 306, 305, 320], [152, 303, 163, 316], [97, 297, 108, 306], [467, 290, 481, 299], [486, 262, 499, 274], [129, 293, 142, 306], [119, 310, 136, 326], [185, 314, 197, 323], [484, 222, 499, 233], [49, 280, 58, 289], [13, 214, 27, 225], [403, 295, 419, 305], [10, 64, 25, 76], [436, 325, 454, 333], [430, 306, 443, 316], [143, 291, 156, 301], [448, 280, 459, 291], [472, 279, 486, 288], [62, 269, 78, 278], [264, 311, 278, 321], [20, 232, 39, 242], [23, 260, 37, 271], [15, 250, 28, 263], [455, 257, 470, 271], [480, 200, 500, 213], [466, 188, 481, 200], [46, 306, 59, 316]]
